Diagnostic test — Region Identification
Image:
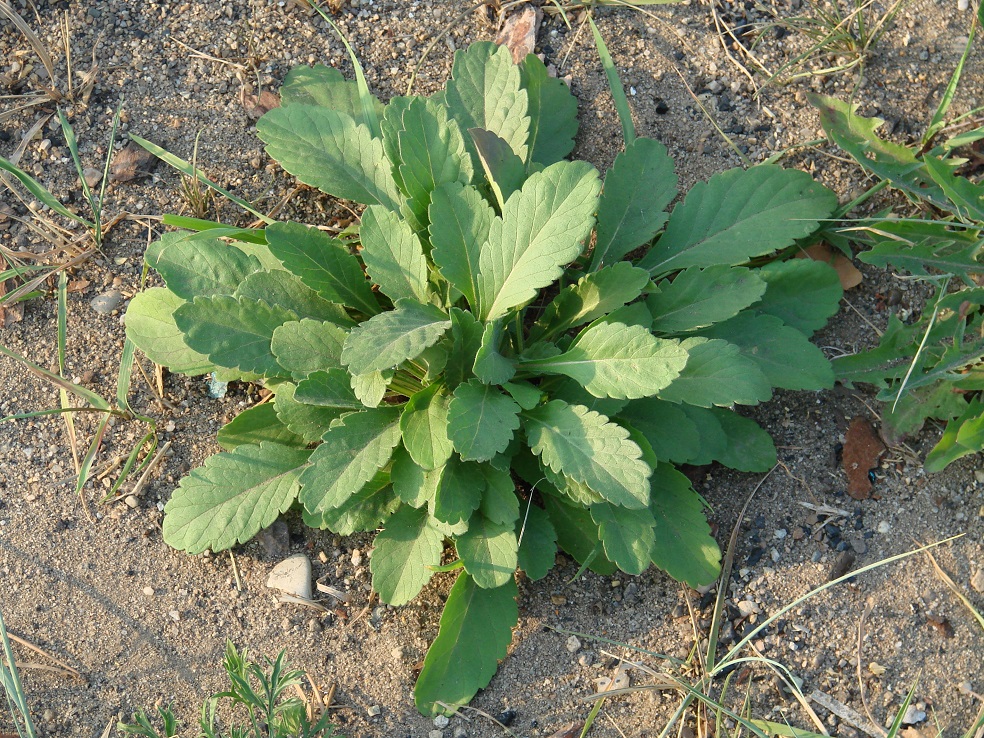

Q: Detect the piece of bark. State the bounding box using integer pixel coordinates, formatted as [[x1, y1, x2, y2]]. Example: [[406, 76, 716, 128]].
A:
[[240, 86, 280, 119], [844, 416, 886, 499], [109, 143, 158, 183]]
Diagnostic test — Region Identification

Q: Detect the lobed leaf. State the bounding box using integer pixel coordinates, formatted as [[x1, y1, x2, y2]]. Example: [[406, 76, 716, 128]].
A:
[[658, 337, 772, 407], [541, 493, 616, 575], [648, 265, 767, 334], [216, 402, 307, 451], [125, 288, 215, 376], [235, 270, 354, 325], [524, 400, 651, 509], [299, 407, 402, 514], [359, 205, 432, 303], [515, 503, 557, 580], [256, 105, 401, 209], [414, 573, 518, 716], [519, 53, 578, 167], [430, 184, 495, 310], [477, 160, 601, 321], [711, 408, 777, 472], [591, 137, 677, 270], [271, 319, 347, 379], [473, 320, 516, 385], [294, 368, 363, 409], [432, 456, 484, 526], [754, 259, 842, 336], [371, 505, 444, 606], [469, 127, 526, 209], [523, 322, 688, 399], [637, 165, 837, 275], [342, 299, 452, 375], [400, 382, 454, 470], [447, 380, 521, 462], [616, 398, 701, 464], [163, 442, 311, 554], [145, 232, 261, 300], [391, 449, 444, 508], [456, 515, 519, 589], [590, 501, 656, 575], [274, 382, 345, 442], [280, 64, 384, 127], [309, 476, 399, 535], [266, 221, 379, 316]]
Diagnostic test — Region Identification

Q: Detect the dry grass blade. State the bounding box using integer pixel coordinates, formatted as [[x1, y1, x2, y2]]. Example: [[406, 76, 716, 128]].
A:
[[0, 2, 58, 88], [3, 633, 81, 681], [920, 542, 984, 632]]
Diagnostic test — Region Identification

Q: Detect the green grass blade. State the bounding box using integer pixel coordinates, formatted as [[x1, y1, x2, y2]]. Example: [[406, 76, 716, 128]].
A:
[[0, 342, 111, 410], [0, 156, 94, 228], [0, 609, 39, 738], [588, 16, 635, 146], [1, 407, 117, 423], [57, 271, 80, 471], [104, 431, 157, 501], [128, 134, 273, 224], [74, 413, 111, 496], [923, 8, 979, 146], [117, 337, 136, 412], [161, 214, 267, 244], [59, 109, 96, 218], [308, 4, 381, 139]]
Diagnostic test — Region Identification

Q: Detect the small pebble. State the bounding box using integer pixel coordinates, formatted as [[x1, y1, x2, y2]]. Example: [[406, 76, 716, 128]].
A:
[[970, 568, 984, 593], [578, 651, 595, 667], [565, 635, 582, 653], [391, 646, 405, 660], [124, 495, 139, 509], [902, 705, 926, 724], [42, 708, 54, 723], [367, 705, 381, 717], [83, 167, 102, 188], [142, 586, 154, 596], [959, 0, 970, 11], [737, 600, 759, 617], [453, 726, 468, 738], [774, 528, 787, 540], [877, 521, 891, 534], [434, 715, 450, 729], [428, 731, 444, 738], [351, 549, 363, 566], [168, 610, 180, 622], [90, 290, 123, 315]]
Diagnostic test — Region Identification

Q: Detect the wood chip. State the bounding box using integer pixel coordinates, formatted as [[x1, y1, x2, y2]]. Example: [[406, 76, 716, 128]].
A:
[[926, 613, 955, 638], [844, 416, 886, 499], [109, 143, 157, 183], [495, 4, 542, 64]]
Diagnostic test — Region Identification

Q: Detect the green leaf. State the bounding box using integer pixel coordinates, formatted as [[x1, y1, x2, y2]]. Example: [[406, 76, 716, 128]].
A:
[[432, 456, 483, 525], [502, 381, 542, 411], [469, 127, 526, 209], [391, 449, 444, 508], [443, 41, 530, 163], [523, 322, 688, 400], [271, 319, 347, 378], [677, 405, 728, 466], [810, 94, 952, 211], [881, 384, 966, 443], [294, 368, 363, 409], [456, 515, 519, 588], [530, 262, 651, 342], [478, 465, 519, 525], [175, 295, 296, 377], [216, 402, 307, 451], [358, 205, 432, 303], [591, 137, 677, 270], [649, 464, 721, 587], [926, 399, 984, 472], [310, 476, 399, 535], [146, 232, 260, 300], [414, 573, 518, 716], [256, 105, 401, 210], [351, 369, 393, 408], [859, 238, 983, 284], [163, 442, 311, 554], [519, 53, 578, 167], [280, 64, 384, 127], [265, 221, 379, 316], [637, 165, 837, 275], [430, 184, 495, 310], [524, 400, 651, 509], [541, 493, 617, 575], [516, 504, 557, 580], [342, 300, 452, 375], [445, 307, 485, 388], [590, 501, 655, 575], [400, 383, 454, 470], [700, 312, 834, 391], [371, 505, 444, 606], [125, 288, 215, 376], [397, 97, 473, 229], [447, 380, 521, 462], [274, 382, 344, 442], [712, 408, 777, 472], [477, 160, 601, 321], [658, 337, 772, 407], [235, 270, 354, 325], [299, 408, 402, 514], [648, 265, 767, 334], [754, 259, 842, 336], [550, 377, 629, 418], [616, 399, 701, 464], [473, 320, 516, 385]]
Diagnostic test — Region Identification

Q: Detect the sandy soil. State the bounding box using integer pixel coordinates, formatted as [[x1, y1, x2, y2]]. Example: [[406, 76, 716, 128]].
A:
[[1, 1, 984, 737]]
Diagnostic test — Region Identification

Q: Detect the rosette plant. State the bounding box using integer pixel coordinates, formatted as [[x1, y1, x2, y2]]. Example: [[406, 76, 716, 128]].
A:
[[125, 42, 843, 713]]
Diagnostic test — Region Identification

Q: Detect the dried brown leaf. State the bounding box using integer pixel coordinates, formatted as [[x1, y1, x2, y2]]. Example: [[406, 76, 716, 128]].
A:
[[926, 613, 955, 638], [109, 144, 157, 183], [798, 242, 863, 291], [240, 86, 281, 119], [495, 4, 542, 64], [843, 416, 885, 499], [547, 723, 584, 738]]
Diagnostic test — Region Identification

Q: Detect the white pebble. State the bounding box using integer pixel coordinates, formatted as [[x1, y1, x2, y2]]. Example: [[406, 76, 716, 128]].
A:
[[877, 521, 891, 534], [566, 635, 582, 653], [367, 705, 381, 717], [958, 0, 969, 11], [434, 715, 450, 728]]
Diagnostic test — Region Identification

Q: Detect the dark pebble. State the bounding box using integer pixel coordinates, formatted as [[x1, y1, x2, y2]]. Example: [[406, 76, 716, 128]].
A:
[[718, 94, 733, 112], [774, 26, 787, 39], [864, 531, 874, 539], [753, 514, 766, 529], [746, 547, 765, 566], [133, 28, 149, 40], [836, 540, 849, 552], [655, 99, 670, 114], [673, 50, 685, 60], [854, 518, 864, 530], [496, 710, 517, 726], [826, 524, 841, 538], [719, 620, 736, 645], [699, 591, 715, 610]]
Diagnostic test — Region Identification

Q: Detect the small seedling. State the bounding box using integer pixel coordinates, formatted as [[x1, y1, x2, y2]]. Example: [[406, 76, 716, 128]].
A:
[[118, 642, 340, 738], [814, 4, 984, 470], [0, 610, 38, 738]]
